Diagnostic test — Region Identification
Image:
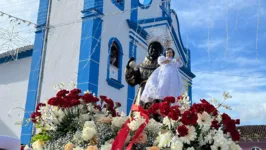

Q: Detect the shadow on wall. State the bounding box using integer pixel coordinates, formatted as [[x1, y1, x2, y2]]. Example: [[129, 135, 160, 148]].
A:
[[0, 57, 32, 85], [0, 119, 18, 138]]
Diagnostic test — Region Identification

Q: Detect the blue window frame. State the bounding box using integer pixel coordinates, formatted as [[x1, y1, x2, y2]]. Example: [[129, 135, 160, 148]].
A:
[[139, 0, 152, 9], [106, 37, 124, 89], [111, 0, 125, 11]]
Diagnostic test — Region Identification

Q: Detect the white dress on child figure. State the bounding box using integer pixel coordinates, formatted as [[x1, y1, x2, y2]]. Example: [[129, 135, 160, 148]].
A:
[[140, 55, 185, 103]]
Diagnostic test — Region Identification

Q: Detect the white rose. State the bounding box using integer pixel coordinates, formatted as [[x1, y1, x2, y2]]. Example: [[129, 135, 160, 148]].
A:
[[112, 117, 128, 128], [158, 132, 172, 148], [82, 127, 97, 141], [32, 140, 44, 150], [101, 143, 112, 150], [171, 136, 183, 150], [84, 121, 96, 128]]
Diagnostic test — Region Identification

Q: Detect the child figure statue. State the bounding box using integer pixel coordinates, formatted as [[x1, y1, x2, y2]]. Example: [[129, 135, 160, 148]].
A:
[[140, 48, 185, 103]]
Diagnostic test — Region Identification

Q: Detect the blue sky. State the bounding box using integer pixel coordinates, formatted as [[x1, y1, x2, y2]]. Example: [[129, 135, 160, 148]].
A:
[[173, 0, 266, 125], [0, 0, 265, 125]]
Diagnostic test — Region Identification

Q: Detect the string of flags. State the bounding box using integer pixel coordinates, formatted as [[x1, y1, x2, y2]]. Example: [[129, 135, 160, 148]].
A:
[[0, 11, 37, 27]]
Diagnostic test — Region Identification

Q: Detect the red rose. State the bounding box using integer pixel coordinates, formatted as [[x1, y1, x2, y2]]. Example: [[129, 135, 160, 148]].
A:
[[160, 101, 170, 116], [148, 103, 160, 114], [235, 119, 240, 125], [105, 99, 114, 109], [177, 95, 183, 100], [100, 95, 107, 101], [69, 88, 81, 95], [110, 108, 117, 117], [191, 103, 204, 113], [181, 110, 198, 125], [225, 119, 237, 133], [115, 102, 121, 108], [94, 105, 102, 111], [177, 125, 188, 137], [82, 93, 94, 103], [36, 103, 46, 111], [168, 106, 180, 120], [200, 99, 218, 116], [70, 99, 81, 106], [30, 112, 40, 123], [200, 99, 210, 105], [48, 97, 59, 106], [211, 120, 220, 130], [222, 113, 231, 125], [230, 130, 241, 141], [168, 111, 179, 120], [163, 96, 175, 103], [21, 145, 25, 150], [56, 89, 69, 97]]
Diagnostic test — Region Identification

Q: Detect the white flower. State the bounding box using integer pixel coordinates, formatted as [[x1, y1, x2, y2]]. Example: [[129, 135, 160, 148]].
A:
[[82, 127, 97, 141], [101, 143, 112, 150], [24, 145, 33, 150], [32, 140, 44, 150], [211, 143, 229, 150], [163, 116, 175, 129], [127, 112, 146, 131], [112, 116, 128, 128], [170, 136, 183, 150], [73, 147, 84, 150], [187, 147, 195, 150], [157, 131, 172, 148], [229, 141, 242, 150], [211, 130, 230, 150], [179, 126, 197, 144], [73, 131, 83, 144], [84, 121, 96, 128], [146, 118, 162, 132], [80, 114, 90, 121], [199, 130, 216, 146], [197, 111, 212, 131]]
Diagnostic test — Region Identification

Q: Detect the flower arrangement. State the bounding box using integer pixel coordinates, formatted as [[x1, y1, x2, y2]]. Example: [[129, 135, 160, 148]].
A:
[[144, 95, 242, 150], [28, 88, 127, 150], [24, 87, 242, 150]]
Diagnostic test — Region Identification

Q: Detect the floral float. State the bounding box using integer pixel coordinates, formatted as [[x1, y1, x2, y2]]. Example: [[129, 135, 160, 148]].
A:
[[22, 87, 241, 150]]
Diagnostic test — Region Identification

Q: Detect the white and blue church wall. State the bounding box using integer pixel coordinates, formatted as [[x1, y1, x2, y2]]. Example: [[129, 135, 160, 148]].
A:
[[19, 0, 195, 144], [39, 0, 83, 102], [0, 47, 32, 139]]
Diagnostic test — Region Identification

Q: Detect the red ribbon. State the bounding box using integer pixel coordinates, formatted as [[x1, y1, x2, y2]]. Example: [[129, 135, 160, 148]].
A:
[[111, 104, 150, 150]]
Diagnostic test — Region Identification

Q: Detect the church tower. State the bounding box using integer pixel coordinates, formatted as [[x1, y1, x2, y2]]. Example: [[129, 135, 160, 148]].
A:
[[21, 0, 195, 144]]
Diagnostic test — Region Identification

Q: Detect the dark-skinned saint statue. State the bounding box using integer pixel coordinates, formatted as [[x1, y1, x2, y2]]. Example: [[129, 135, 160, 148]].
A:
[[125, 41, 163, 108]]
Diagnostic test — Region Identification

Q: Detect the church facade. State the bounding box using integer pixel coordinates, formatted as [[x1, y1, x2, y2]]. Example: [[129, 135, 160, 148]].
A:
[[0, 0, 195, 144]]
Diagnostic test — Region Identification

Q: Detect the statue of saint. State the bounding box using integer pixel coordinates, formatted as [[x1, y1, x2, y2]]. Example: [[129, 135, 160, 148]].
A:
[[125, 41, 163, 108]]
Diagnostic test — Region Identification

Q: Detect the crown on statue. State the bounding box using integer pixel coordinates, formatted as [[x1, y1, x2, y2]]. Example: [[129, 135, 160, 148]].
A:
[[147, 30, 173, 49]]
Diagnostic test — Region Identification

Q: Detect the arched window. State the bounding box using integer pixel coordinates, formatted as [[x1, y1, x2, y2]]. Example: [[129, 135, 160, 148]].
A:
[[110, 42, 119, 68], [251, 147, 262, 150], [139, 0, 152, 9], [106, 38, 124, 89]]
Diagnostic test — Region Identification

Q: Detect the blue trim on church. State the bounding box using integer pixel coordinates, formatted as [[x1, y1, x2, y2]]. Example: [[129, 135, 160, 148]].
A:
[[106, 37, 124, 89], [126, 19, 149, 40], [20, 0, 49, 145], [126, 0, 139, 114], [111, 0, 125, 11], [127, 38, 137, 114], [0, 49, 33, 64], [138, 0, 153, 9], [77, 0, 103, 96]]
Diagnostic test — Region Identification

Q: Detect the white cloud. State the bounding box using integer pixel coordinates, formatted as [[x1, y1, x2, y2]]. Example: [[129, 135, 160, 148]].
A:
[[198, 38, 224, 50], [192, 69, 266, 125], [172, 0, 259, 30]]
